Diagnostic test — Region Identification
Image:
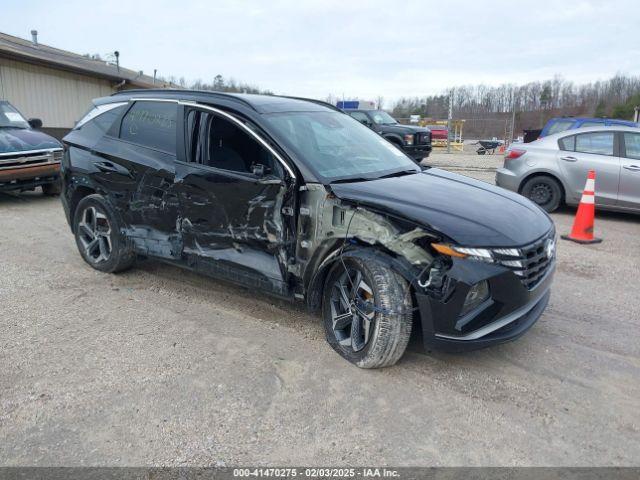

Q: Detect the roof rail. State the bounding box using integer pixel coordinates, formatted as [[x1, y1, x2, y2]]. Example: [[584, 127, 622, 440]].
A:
[[110, 89, 258, 111], [278, 95, 342, 112]]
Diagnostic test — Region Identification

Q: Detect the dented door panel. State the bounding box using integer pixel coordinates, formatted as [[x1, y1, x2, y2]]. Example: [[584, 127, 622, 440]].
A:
[[175, 161, 289, 289]]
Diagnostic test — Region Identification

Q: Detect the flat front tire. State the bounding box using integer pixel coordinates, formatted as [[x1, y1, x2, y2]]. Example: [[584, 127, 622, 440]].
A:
[[322, 255, 413, 369], [73, 194, 135, 273]]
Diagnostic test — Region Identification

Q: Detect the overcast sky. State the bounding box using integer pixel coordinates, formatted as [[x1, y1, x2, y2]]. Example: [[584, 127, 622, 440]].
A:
[[2, 0, 639, 105]]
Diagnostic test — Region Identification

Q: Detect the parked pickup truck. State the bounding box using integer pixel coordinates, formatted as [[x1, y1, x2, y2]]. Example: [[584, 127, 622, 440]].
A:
[[0, 101, 63, 194], [340, 106, 432, 162]]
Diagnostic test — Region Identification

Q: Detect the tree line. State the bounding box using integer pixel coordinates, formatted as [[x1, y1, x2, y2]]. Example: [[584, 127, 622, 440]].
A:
[[390, 74, 640, 137]]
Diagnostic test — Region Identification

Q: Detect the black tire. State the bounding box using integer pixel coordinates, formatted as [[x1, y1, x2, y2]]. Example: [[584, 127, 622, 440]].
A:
[[42, 180, 61, 196], [322, 254, 412, 369], [73, 194, 135, 273], [521, 175, 562, 212]]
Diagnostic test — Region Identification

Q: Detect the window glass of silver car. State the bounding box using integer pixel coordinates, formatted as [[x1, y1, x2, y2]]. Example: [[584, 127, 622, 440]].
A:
[[623, 133, 640, 159], [559, 131, 614, 156]]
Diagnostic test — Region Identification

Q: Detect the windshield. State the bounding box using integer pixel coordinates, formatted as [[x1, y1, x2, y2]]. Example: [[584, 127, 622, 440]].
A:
[[370, 110, 398, 125], [264, 111, 419, 182], [0, 103, 29, 129]]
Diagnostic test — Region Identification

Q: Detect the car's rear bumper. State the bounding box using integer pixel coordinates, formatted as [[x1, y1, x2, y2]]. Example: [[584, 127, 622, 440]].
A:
[[495, 167, 520, 192], [0, 162, 60, 191], [415, 257, 555, 353]]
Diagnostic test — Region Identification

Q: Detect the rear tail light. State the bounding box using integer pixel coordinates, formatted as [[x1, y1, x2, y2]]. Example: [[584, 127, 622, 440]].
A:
[[505, 148, 526, 160]]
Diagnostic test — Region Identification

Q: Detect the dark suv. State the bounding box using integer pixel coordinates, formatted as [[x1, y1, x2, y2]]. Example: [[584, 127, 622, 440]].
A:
[[61, 90, 556, 368], [344, 109, 432, 161]]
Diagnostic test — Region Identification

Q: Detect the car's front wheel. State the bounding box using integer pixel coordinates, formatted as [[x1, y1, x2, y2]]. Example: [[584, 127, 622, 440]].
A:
[[521, 175, 562, 212], [73, 194, 135, 273], [322, 254, 412, 369]]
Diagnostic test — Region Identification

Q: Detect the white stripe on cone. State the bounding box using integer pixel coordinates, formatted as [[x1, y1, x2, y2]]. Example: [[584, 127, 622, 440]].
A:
[[580, 193, 595, 204], [584, 178, 595, 191]]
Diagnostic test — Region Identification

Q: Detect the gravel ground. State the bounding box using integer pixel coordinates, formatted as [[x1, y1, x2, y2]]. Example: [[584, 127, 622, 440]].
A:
[[1, 151, 639, 466]]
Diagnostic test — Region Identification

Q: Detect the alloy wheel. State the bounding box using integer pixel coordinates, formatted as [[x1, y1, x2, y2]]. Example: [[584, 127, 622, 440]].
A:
[[77, 206, 112, 264], [330, 267, 376, 352]]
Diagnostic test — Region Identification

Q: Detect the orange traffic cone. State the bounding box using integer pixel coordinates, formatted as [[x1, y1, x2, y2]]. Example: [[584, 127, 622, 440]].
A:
[[561, 170, 602, 244]]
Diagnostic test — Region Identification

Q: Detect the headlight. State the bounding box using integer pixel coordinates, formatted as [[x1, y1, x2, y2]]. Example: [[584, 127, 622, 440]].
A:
[[460, 280, 490, 316], [431, 243, 496, 262], [403, 133, 414, 146]]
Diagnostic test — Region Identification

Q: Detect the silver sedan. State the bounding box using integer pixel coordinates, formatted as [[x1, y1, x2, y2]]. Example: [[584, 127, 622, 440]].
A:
[[496, 126, 640, 213]]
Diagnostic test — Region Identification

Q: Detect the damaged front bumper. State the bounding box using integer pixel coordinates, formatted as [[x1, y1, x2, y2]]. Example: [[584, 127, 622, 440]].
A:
[[415, 257, 555, 352]]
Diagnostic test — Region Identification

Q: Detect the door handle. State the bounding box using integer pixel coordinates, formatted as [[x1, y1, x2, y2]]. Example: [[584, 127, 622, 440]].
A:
[[560, 156, 578, 162], [95, 161, 133, 178], [623, 164, 640, 172], [95, 161, 118, 172]]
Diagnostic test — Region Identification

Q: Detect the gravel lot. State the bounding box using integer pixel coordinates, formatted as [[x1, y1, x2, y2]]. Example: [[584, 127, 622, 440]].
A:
[[1, 149, 639, 466]]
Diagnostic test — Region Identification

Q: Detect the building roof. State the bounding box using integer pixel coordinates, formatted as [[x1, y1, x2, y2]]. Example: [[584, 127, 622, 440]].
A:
[[0, 31, 175, 89]]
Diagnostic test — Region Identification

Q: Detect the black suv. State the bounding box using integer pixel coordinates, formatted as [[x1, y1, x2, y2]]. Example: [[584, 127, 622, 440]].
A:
[[345, 109, 432, 161], [61, 90, 556, 368]]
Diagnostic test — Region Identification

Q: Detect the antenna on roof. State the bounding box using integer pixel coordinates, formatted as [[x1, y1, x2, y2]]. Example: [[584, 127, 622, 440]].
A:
[[30, 30, 38, 46]]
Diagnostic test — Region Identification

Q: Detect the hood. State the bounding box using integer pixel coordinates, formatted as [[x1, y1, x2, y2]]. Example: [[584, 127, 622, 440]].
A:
[[330, 168, 553, 247], [0, 128, 62, 155]]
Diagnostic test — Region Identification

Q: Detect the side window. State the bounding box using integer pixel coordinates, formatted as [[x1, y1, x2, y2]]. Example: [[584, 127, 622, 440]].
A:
[[71, 104, 127, 144], [349, 112, 369, 123], [575, 132, 614, 156], [120, 101, 177, 153], [623, 133, 640, 160], [185, 109, 282, 177], [558, 135, 576, 151]]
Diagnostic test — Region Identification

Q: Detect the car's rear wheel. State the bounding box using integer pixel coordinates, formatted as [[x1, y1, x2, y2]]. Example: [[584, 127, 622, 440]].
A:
[[73, 194, 135, 273], [322, 255, 412, 369], [521, 175, 562, 212]]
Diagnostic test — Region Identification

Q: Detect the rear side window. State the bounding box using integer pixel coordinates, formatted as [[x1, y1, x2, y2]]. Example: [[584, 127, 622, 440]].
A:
[[623, 133, 640, 159], [575, 132, 614, 156], [559, 135, 576, 151], [69, 103, 127, 145], [120, 101, 177, 153]]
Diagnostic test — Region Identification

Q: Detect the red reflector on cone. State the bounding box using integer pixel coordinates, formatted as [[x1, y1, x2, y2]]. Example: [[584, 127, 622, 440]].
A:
[[561, 169, 602, 244]]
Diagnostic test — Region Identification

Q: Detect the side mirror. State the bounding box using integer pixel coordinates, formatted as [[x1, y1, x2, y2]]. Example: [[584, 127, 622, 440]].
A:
[[360, 119, 372, 127], [28, 118, 43, 129], [252, 163, 266, 177]]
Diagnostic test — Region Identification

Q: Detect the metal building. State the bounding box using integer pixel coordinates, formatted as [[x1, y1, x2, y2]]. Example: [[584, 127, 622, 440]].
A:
[[0, 31, 172, 138]]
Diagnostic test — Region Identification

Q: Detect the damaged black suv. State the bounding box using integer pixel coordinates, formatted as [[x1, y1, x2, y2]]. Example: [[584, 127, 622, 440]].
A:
[[61, 90, 556, 368]]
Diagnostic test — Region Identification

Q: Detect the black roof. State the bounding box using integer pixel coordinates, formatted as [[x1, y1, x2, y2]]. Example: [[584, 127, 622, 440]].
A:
[[108, 89, 340, 114]]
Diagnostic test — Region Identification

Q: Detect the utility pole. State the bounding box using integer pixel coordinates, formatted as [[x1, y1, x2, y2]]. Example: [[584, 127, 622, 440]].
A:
[[447, 88, 454, 154], [509, 93, 518, 147]]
